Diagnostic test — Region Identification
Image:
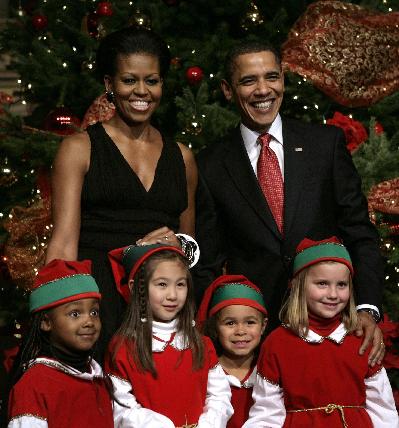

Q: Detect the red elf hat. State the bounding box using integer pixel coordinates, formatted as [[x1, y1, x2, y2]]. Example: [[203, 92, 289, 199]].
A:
[[29, 259, 101, 313], [196, 274, 267, 328], [293, 236, 354, 277], [108, 243, 186, 303]]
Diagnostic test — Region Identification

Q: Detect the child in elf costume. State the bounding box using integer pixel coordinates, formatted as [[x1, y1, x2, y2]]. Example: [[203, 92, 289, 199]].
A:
[[105, 243, 233, 428], [243, 237, 398, 428], [7, 259, 114, 428], [197, 275, 267, 428]]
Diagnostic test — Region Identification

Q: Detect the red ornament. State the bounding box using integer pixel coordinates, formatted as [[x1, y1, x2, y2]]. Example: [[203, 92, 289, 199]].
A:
[[326, 112, 368, 153], [0, 92, 14, 115], [32, 14, 48, 31], [96, 2, 113, 17], [186, 66, 204, 85], [170, 57, 181, 69], [85, 12, 100, 38], [374, 121, 384, 135], [43, 107, 81, 136]]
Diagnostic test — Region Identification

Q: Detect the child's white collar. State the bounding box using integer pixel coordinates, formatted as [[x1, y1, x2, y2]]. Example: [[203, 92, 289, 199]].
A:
[[226, 365, 257, 388], [28, 357, 103, 379], [299, 322, 349, 344], [152, 319, 190, 352]]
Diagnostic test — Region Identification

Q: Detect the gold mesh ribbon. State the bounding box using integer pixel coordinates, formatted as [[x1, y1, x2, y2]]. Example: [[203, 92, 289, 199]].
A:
[[282, 1, 399, 107], [3, 197, 52, 290], [287, 403, 364, 428]]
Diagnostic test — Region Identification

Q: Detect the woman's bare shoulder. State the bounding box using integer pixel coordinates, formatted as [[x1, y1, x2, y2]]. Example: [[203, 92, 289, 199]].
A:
[[54, 130, 91, 169], [176, 141, 196, 164]]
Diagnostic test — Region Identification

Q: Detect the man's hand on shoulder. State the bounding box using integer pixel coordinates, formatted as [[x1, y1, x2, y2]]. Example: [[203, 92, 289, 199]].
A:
[[355, 311, 385, 367]]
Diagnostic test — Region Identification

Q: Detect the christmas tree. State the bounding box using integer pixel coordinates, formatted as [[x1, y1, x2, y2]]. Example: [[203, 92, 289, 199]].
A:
[[0, 0, 398, 398]]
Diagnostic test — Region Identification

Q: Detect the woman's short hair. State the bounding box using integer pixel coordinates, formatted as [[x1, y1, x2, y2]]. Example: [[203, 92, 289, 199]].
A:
[[96, 27, 171, 79]]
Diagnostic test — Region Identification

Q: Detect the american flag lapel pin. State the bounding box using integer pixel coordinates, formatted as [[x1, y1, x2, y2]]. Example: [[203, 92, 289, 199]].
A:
[[295, 147, 303, 152]]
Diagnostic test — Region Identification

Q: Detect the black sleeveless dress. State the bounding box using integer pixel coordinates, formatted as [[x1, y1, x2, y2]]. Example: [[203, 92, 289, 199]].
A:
[[78, 122, 187, 360]]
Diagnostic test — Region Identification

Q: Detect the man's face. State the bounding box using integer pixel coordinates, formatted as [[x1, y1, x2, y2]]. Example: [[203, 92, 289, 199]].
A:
[[221, 50, 284, 133]]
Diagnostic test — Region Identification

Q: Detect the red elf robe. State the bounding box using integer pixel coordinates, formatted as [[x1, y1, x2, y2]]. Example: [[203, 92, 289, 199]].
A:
[[8, 358, 114, 428], [105, 319, 233, 428], [243, 321, 398, 428], [225, 365, 256, 428]]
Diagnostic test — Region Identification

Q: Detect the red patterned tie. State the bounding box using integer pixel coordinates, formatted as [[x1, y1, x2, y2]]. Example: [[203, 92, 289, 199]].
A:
[[257, 133, 284, 233]]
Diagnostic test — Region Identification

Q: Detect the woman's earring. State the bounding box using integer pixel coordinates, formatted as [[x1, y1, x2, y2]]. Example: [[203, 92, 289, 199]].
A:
[[106, 90, 115, 104], [191, 320, 196, 327], [140, 317, 148, 323]]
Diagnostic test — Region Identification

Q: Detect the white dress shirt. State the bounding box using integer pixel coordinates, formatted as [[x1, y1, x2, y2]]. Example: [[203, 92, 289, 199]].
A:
[[241, 114, 284, 178]]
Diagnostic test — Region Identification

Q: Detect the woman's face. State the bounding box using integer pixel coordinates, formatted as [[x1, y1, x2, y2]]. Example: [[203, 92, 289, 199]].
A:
[[105, 53, 163, 126]]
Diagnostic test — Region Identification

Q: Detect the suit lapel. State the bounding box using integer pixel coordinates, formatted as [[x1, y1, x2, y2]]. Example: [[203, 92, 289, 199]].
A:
[[223, 128, 281, 239], [283, 119, 307, 237]]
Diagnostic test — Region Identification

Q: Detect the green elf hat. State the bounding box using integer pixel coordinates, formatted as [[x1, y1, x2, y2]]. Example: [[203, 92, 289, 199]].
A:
[[108, 243, 186, 303], [293, 236, 354, 278], [196, 274, 267, 329], [29, 259, 101, 313]]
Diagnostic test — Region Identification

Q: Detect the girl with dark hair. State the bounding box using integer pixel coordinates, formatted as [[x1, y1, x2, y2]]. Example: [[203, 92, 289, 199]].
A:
[[7, 260, 114, 428], [196, 275, 267, 428], [105, 244, 233, 428], [45, 27, 199, 362]]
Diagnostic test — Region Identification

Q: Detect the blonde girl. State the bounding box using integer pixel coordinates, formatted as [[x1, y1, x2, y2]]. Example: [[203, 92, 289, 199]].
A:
[[244, 237, 398, 428]]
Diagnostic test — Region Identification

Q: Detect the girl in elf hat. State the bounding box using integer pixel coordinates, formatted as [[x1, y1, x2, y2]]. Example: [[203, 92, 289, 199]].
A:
[[105, 243, 233, 428], [197, 275, 268, 428], [7, 259, 114, 428], [243, 237, 398, 428]]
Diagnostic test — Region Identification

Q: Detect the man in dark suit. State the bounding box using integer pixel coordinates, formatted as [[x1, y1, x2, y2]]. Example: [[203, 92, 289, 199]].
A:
[[194, 41, 385, 363]]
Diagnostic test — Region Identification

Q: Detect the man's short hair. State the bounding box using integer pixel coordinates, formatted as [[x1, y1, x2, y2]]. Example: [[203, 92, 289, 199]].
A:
[[224, 41, 281, 83]]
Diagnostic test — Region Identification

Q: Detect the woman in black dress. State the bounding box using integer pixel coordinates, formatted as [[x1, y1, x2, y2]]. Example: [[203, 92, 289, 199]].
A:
[[45, 27, 197, 360]]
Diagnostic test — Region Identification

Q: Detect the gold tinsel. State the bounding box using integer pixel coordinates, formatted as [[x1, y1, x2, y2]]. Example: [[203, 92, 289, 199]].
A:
[[4, 196, 52, 291]]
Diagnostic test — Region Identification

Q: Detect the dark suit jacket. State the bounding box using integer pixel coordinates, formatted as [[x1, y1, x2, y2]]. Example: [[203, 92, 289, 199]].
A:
[[193, 117, 384, 328]]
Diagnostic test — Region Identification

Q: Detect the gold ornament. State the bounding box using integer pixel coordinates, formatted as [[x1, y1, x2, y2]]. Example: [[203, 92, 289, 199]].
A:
[[81, 58, 96, 71], [0, 157, 18, 187], [241, 2, 264, 31], [128, 9, 152, 30], [17, 5, 26, 18], [185, 115, 202, 136]]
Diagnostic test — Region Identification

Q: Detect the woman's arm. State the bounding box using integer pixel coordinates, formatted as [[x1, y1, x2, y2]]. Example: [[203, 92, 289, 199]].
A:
[[45, 133, 90, 263]]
